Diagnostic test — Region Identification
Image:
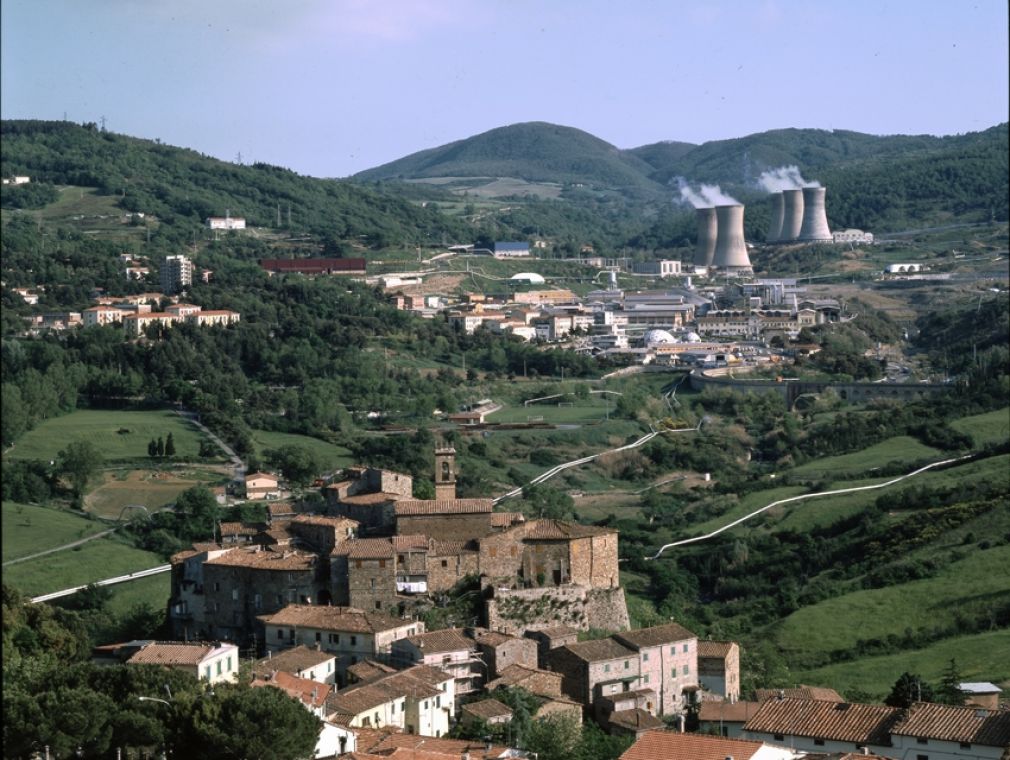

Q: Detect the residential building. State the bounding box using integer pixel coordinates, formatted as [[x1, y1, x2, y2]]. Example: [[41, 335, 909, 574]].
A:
[[469, 628, 538, 679], [252, 644, 338, 685], [460, 699, 513, 729], [2, 175, 31, 184], [251, 671, 333, 718], [390, 628, 484, 697], [959, 682, 1003, 710], [483, 663, 583, 723], [160, 254, 193, 293], [619, 730, 801, 760], [889, 702, 1010, 760], [13, 288, 39, 305], [126, 640, 239, 684], [596, 690, 665, 738], [754, 686, 843, 703], [258, 604, 421, 682], [699, 700, 763, 738], [285, 515, 358, 554], [525, 625, 579, 668], [167, 542, 232, 639], [83, 305, 127, 326], [330, 535, 452, 611], [245, 472, 282, 500], [614, 622, 698, 716], [324, 664, 455, 737], [260, 258, 366, 277], [207, 216, 246, 230], [697, 640, 740, 702], [352, 731, 516, 758], [548, 638, 641, 708]]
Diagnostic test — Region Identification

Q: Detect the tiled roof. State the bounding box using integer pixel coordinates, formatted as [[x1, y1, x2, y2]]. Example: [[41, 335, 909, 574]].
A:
[[401, 628, 474, 654], [395, 499, 494, 516], [562, 638, 637, 663], [461, 698, 514, 721], [219, 522, 260, 536], [743, 698, 900, 745], [325, 664, 451, 719], [252, 671, 332, 709], [245, 471, 278, 482], [891, 702, 1010, 746], [607, 708, 664, 733], [204, 546, 315, 570], [346, 660, 397, 683], [619, 730, 765, 760], [267, 502, 296, 515], [532, 625, 580, 639], [755, 686, 843, 702], [290, 515, 359, 529], [251, 645, 334, 676], [699, 700, 762, 723], [490, 511, 524, 528], [470, 629, 515, 647], [358, 732, 510, 758], [521, 519, 616, 540], [257, 604, 414, 634], [392, 535, 429, 550], [486, 664, 563, 698], [337, 492, 403, 505], [128, 641, 233, 667], [428, 539, 477, 555], [614, 622, 696, 649], [697, 640, 736, 658]]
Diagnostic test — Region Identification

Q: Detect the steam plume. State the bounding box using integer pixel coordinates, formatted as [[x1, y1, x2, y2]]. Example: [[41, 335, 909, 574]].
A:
[[674, 177, 739, 208], [757, 165, 821, 192]]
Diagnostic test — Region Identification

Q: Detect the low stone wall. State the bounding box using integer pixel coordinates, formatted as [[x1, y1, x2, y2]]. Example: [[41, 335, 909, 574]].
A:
[[485, 585, 629, 636]]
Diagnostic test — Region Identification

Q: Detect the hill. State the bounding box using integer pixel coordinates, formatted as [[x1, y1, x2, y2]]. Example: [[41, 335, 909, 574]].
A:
[[354, 121, 666, 198]]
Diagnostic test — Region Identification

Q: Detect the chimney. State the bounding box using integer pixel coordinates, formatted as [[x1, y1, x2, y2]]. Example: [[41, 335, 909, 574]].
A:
[[693, 208, 718, 267], [766, 192, 784, 242], [780, 189, 804, 241], [712, 204, 753, 274], [798, 186, 832, 241], [777, 689, 785, 700]]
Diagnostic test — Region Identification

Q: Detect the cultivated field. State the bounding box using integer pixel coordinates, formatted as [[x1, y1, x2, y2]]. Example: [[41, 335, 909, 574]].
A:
[[5, 409, 209, 462], [85, 467, 229, 519]]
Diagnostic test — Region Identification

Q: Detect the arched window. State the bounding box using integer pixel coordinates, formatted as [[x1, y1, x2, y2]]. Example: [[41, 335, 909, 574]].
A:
[[441, 461, 450, 481]]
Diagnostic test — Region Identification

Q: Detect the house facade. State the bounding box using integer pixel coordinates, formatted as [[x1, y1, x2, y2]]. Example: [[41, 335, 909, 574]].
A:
[[390, 628, 484, 697], [614, 622, 698, 716]]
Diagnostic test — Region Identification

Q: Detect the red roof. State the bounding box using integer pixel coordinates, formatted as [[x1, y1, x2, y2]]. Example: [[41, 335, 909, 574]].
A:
[[619, 730, 765, 760]]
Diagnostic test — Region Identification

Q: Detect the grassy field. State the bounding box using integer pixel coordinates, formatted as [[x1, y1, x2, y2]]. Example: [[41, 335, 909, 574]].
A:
[[794, 629, 1010, 697], [2, 501, 106, 561], [3, 536, 167, 596], [950, 407, 1010, 447], [251, 430, 354, 471], [85, 467, 229, 519], [791, 436, 941, 476], [488, 398, 615, 424], [5, 409, 208, 463], [105, 572, 171, 618], [771, 544, 1010, 659]]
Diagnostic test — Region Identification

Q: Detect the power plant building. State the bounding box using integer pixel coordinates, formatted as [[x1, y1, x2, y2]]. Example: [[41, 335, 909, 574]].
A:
[[797, 187, 832, 241], [711, 205, 753, 275], [693, 208, 718, 267], [779, 189, 804, 242], [766, 192, 785, 242]]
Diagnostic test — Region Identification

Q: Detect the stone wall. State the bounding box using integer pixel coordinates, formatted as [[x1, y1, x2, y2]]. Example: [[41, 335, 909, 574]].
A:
[[396, 513, 493, 541], [485, 586, 629, 636], [426, 550, 479, 593], [203, 565, 318, 643]]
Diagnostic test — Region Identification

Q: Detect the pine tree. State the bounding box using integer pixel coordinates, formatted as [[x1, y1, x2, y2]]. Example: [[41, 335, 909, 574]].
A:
[[148, 439, 158, 458], [165, 432, 176, 457], [935, 658, 964, 705], [156, 437, 165, 458]]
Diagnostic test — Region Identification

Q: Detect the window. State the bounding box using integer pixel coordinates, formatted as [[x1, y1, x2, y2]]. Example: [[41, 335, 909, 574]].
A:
[[254, 594, 261, 610], [231, 589, 239, 601], [604, 664, 611, 673], [441, 560, 448, 568], [670, 646, 676, 655], [423, 701, 428, 709], [401, 701, 406, 711], [328, 662, 333, 672], [329, 633, 339, 644], [276, 594, 283, 606], [374, 712, 379, 724], [362, 717, 370, 727], [624, 660, 629, 669], [355, 560, 362, 569], [350, 635, 357, 646], [205, 666, 212, 679], [227, 656, 232, 671], [375, 601, 382, 610], [959, 743, 971, 750], [916, 738, 929, 745], [370, 578, 375, 589], [315, 632, 322, 642], [216, 660, 222, 675], [916, 755, 928, 760], [682, 665, 689, 675], [398, 555, 404, 565], [814, 739, 824, 746], [391, 701, 396, 714], [436, 696, 441, 707], [643, 675, 650, 684], [774, 734, 785, 741], [379, 559, 386, 568], [277, 630, 284, 640], [214, 582, 221, 592], [642, 652, 649, 662], [683, 643, 689, 653], [671, 668, 676, 678]]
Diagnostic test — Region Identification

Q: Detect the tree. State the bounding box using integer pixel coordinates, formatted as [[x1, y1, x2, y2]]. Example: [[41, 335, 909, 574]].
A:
[[58, 439, 103, 501], [156, 436, 165, 457], [174, 486, 221, 541], [265, 444, 322, 487], [935, 658, 964, 705], [148, 438, 158, 458], [165, 432, 176, 457], [885, 672, 935, 707]]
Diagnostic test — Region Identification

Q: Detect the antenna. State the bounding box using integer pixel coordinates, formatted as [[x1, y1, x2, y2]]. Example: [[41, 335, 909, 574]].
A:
[[100, 115, 107, 131], [236, 151, 243, 165]]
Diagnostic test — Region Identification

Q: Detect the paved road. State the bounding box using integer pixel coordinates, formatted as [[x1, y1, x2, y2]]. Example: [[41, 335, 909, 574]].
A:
[[2, 526, 119, 567], [175, 409, 246, 487]]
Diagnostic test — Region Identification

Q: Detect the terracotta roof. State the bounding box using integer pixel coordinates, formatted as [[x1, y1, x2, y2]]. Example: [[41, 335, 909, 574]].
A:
[[470, 629, 515, 647], [325, 664, 451, 719], [428, 539, 477, 556], [891, 702, 1010, 746], [755, 686, 844, 702], [486, 664, 563, 698], [607, 708, 665, 733], [267, 502, 296, 515], [259, 605, 415, 634], [699, 700, 762, 723], [219, 522, 261, 536], [697, 640, 736, 658], [346, 659, 397, 682], [561, 638, 637, 663], [400, 628, 474, 655], [392, 535, 429, 551], [521, 518, 616, 540], [245, 471, 279, 482], [743, 698, 900, 745], [619, 730, 766, 760], [332, 538, 396, 559], [461, 698, 514, 721], [531, 625, 580, 639], [337, 492, 403, 505], [395, 499, 494, 516], [290, 514, 359, 529], [128, 641, 234, 667], [204, 546, 315, 570], [252, 671, 332, 709], [615, 623, 696, 649], [490, 511, 524, 528], [358, 732, 510, 758], [252, 645, 334, 676]]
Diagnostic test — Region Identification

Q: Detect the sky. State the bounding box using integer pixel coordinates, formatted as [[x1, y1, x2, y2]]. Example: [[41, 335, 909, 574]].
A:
[[2, 0, 1007, 178]]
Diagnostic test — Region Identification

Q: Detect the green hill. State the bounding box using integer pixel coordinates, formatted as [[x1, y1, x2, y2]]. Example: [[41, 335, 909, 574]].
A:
[[354, 121, 666, 198]]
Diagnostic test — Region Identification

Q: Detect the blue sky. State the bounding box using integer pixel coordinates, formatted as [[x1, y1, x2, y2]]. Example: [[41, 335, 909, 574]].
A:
[[2, 0, 1007, 178]]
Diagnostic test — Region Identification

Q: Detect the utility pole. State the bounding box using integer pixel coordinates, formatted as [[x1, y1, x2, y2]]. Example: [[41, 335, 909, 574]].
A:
[[100, 115, 107, 131]]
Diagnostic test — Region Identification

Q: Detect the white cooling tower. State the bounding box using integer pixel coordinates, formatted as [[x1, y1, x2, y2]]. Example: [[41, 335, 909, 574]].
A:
[[712, 204, 752, 274], [693, 207, 717, 267], [798, 186, 832, 241], [767, 192, 784, 242], [780, 189, 804, 242]]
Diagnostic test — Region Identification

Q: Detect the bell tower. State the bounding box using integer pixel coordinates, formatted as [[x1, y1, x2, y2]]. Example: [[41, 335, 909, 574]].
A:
[[434, 443, 457, 501]]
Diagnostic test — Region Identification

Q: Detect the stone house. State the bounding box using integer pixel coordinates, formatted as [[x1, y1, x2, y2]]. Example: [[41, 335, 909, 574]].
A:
[[287, 515, 359, 554], [698, 640, 741, 702], [614, 622, 698, 716], [524, 625, 579, 668], [395, 499, 502, 541], [201, 546, 323, 642], [548, 638, 641, 709], [331, 535, 430, 611], [324, 466, 413, 533], [595, 689, 665, 738], [390, 628, 484, 697], [325, 664, 455, 738], [251, 644, 338, 685], [258, 604, 421, 682], [460, 698, 513, 728], [167, 542, 232, 639], [468, 628, 539, 679], [698, 700, 762, 738]]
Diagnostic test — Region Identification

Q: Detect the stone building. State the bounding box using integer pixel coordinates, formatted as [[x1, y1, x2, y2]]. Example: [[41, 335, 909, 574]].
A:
[[614, 622, 698, 716], [697, 639, 740, 702], [390, 628, 484, 697], [548, 638, 642, 709], [394, 499, 500, 541], [287, 515, 359, 555], [324, 466, 413, 534], [331, 535, 429, 611], [167, 542, 232, 639], [524, 625, 579, 668], [468, 628, 539, 679]]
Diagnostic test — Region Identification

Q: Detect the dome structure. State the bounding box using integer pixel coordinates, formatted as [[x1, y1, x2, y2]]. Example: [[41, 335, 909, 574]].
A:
[[510, 272, 545, 284], [683, 331, 702, 342], [643, 329, 677, 346]]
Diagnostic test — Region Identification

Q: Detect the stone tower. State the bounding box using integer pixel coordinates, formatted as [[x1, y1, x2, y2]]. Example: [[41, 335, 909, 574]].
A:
[[434, 444, 457, 501]]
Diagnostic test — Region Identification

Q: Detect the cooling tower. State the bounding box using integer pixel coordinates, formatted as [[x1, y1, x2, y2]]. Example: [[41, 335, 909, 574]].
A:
[[766, 192, 785, 242], [780, 188, 804, 241], [798, 186, 832, 241], [693, 207, 717, 267], [712, 204, 752, 273]]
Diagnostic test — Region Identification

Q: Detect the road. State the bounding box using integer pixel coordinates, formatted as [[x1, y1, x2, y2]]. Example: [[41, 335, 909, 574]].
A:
[[175, 408, 246, 487], [30, 564, 172, 604], [2, 526, 119, 567]]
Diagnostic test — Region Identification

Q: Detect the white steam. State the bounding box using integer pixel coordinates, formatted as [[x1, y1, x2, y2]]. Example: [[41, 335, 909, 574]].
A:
[[674, 177, 740, 208], [757, 165, 821, 192]]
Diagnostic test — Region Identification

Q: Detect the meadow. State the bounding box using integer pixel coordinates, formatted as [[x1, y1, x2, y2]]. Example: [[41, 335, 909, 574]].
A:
[[251, 430, 354, 471], [2, 501, 106, 561]]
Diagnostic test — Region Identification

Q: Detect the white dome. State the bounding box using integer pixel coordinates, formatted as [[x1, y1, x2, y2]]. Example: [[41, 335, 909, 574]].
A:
[[683, 331, 702, 342], [510, 272, 545, 284], [644, 329, 677, 345]]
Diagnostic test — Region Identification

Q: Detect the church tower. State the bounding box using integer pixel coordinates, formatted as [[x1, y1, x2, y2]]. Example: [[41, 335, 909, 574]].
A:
[[434, 443, 457, 501]]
